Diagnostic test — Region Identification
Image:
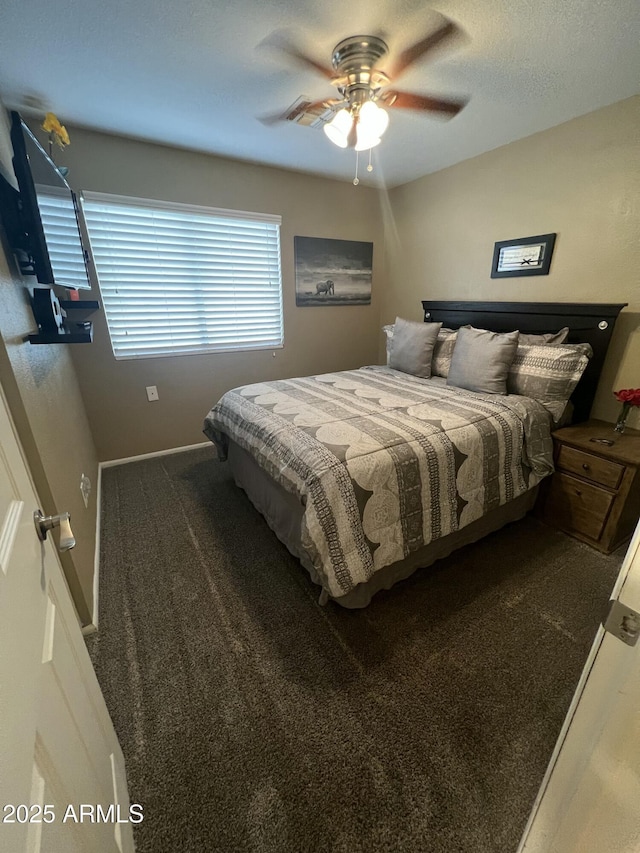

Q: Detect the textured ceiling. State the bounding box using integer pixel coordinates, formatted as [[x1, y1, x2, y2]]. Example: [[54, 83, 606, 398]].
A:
[[0, 0, 638, 187]]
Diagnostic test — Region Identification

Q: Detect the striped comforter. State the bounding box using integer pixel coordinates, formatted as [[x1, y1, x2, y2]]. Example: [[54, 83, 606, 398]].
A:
[[204, 366, 554, 599]]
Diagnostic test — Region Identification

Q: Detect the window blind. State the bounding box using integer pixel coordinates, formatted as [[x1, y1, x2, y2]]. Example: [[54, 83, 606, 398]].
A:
[[81, 191, 283, 359], [36, 185, 89, 289]]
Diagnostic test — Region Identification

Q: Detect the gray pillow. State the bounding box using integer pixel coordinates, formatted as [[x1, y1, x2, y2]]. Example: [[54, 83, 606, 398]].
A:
[[389, 317, 442, 378], [517, 327, 570, 345], [447, 326, 520, 395]]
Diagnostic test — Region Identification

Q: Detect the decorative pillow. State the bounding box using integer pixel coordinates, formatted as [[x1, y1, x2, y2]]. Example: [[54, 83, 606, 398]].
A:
[[384, 323, 453, 371], [382, 324, 395, 364], [388, 317, 442, 378], [447, 326, 520, 395], [507, 342, 593, 422], [517, 327, 570, 346], [432, 328, 458, 378]]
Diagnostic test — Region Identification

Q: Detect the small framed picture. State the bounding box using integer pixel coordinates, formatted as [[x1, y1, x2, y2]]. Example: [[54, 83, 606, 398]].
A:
[[491, 233, 556, 278]]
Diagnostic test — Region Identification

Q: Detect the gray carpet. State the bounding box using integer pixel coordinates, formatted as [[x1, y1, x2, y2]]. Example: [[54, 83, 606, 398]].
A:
[[88, 446, 623, 853]]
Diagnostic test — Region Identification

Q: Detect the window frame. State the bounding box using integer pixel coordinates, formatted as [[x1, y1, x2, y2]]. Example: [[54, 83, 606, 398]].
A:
[[80, 191, 284, 361]]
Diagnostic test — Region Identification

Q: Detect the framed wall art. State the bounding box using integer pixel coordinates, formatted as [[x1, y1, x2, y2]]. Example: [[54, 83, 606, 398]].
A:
[[491, 233, 556, 278], [294, 236, 373, 306]]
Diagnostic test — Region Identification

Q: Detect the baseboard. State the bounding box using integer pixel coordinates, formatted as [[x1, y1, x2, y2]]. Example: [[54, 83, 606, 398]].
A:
[[92, 462, 102, 630], [81, 461, 102, 635], [100, 440, 212, 468]]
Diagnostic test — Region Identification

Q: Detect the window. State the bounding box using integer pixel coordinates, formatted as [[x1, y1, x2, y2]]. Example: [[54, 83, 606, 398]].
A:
[[37, 185, 90, 289], [81, 191, 283, 359]]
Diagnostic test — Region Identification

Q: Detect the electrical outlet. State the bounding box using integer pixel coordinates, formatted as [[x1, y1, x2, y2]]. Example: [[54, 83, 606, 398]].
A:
[[80, 473, 91, 509], [146, 385, 159, 401]]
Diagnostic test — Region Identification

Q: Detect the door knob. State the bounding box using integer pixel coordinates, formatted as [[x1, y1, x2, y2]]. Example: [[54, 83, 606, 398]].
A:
[[33, 510, 76, 551]]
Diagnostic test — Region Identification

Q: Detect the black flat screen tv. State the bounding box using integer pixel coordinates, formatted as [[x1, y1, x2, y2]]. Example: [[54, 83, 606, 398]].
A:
[[0, 110, 91, 289]]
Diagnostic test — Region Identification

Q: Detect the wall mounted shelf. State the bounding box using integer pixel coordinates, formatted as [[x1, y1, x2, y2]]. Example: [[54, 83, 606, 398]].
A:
[[28, 322, 94, 345], [28, 293, 100, 345], [59, 299, 100, 319]]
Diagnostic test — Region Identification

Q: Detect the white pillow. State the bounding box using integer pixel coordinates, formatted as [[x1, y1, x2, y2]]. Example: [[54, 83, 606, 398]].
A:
[[382, 324, 394, 364]]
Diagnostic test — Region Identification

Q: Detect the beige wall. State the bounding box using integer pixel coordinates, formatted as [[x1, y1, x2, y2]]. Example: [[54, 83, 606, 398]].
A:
[[383, 95, 640, 428], [49, 128, 384, 460], [0, 106, 99, 624]]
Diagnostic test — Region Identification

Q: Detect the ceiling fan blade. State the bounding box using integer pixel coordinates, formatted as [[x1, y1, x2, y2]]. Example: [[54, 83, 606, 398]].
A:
[[306, 98, 341, 113], [258, 99, 340, 127], [258, 112, 288, 126], [259, 31, 335, 79], [275, 46, 335, 79], [388, 17, 460, 79], [383, 90, 467, 116], [287, 49, 335, 79]]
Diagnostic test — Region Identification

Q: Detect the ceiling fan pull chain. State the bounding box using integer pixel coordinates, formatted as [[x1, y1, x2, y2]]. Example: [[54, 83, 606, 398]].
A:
[[353, 150, 360, 185], [367, 148, 373, 173]]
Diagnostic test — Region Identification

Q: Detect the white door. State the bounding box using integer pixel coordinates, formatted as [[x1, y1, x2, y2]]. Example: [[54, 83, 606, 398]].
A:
[[0, 384, 135, 853], [519, 520, 640, 852]]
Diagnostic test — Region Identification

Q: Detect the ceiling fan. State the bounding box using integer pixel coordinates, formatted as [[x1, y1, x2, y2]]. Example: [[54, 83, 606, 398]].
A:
[[266, 16, 468, 180]]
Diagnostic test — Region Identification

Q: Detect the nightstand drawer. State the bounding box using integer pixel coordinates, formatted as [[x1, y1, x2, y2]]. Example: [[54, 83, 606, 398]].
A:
[[544, 473, 615, 541], [556, 445, 624, 490]]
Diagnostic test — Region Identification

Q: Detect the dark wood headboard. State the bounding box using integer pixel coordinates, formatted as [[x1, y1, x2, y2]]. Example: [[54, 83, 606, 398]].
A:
[[421, 301, 627, 423]]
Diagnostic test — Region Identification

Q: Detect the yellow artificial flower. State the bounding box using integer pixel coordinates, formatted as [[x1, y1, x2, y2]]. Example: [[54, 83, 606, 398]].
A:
[[42, 112, 61, 134], [57, 124, 70, 147], [41, 112, 70, 149]]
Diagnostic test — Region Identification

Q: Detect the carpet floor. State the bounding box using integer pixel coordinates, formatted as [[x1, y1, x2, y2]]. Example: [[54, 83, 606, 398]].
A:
[[88, 446, 623, 853]]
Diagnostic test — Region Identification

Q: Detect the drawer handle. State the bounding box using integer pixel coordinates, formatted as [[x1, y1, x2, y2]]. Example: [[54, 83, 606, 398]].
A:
[[575, 489, 582, 496], [582, 463, 590, 471]]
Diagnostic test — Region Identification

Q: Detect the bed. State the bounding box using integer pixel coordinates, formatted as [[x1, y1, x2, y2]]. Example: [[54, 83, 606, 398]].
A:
[[204, 301, 625, 607]]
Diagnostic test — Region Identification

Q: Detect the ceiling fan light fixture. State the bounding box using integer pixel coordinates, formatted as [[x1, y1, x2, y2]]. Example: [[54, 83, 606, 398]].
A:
[[359, 100, 389, 137], [354, 101, 388, 150], [267, 18, 468, 180], [323, 108, 352, 148]]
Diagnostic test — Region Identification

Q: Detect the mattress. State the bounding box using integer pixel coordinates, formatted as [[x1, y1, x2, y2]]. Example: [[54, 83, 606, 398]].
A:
[[204, 366, 554, 604], [227, 439, 539, 608]]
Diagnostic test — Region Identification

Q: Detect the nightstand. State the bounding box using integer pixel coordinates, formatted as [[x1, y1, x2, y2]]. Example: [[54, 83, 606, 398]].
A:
[[539, 419, 640, 553]]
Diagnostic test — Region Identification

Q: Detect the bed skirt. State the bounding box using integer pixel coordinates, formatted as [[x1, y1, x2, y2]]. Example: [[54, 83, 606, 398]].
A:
[[227, 440, 539, 608]]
